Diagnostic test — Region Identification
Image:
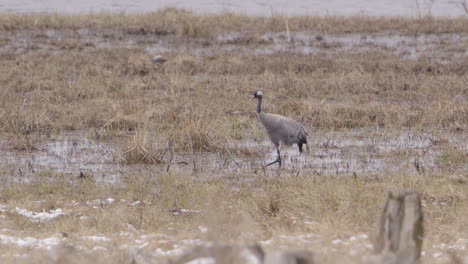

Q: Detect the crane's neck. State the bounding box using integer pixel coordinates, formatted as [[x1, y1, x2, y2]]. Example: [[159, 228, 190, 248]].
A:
[[256, 97, 263, 113]]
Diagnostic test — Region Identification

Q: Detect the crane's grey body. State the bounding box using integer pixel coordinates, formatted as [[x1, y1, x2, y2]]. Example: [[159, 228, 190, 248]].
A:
[[252, 90, 308, 167], [258, 112, 308, 150]]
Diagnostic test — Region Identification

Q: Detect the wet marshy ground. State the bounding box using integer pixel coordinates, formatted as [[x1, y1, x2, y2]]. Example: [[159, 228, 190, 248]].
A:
[[1, 29, 467, 63], [1, 129, 466, 184]]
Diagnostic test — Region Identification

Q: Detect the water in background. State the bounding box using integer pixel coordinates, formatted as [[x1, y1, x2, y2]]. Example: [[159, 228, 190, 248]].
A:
[[0, 0, 466, 17]]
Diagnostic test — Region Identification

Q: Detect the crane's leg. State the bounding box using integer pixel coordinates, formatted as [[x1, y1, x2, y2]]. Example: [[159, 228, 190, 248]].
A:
[[264, 144, 282, 167]]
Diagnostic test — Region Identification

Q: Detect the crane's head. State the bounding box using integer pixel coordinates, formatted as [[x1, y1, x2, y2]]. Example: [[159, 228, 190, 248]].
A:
[[250, 90, 263, 101]]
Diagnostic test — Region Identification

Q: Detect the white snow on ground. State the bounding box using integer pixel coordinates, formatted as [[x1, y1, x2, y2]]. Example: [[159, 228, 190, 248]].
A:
[[81, 235, 111, 242], [15, 208, 66, 222], [181, 239, 204, 246], [172, 209, 200, 215], [85, 198, 116, 207], [92, 246, 107, 251], [155, 247, 184, 256], [185, 258, 215, 264], [79, 216, 90, 220], [433, 238, 467, 251], [129, 201, 141, 206], [0, 205, 6, 219], [0, 234, 60, 249], [332, 239, 344, 245], [119, 232, 133, 237], [259, 239, 274, 245]]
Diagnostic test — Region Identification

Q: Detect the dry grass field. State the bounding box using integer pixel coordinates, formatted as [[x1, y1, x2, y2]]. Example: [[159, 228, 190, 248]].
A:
[[0, 8, 467, 263]]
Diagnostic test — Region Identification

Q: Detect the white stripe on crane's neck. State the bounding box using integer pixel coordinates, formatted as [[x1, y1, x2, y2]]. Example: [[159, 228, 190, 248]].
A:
[[256, 96, 262, 113]]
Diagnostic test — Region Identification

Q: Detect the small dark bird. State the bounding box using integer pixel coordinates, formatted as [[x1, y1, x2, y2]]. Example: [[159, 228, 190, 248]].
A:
[[251, 90, 308, 167]]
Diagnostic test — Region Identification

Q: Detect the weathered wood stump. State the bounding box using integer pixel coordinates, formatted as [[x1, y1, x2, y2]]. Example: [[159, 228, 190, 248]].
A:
[[367, 190, 424, 264]]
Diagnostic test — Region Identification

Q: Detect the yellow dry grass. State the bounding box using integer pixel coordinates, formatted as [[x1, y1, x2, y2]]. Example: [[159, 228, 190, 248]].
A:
[[0, 8, 467, 35], [0, 49, 466, 152], [0, 171, 466, 263]]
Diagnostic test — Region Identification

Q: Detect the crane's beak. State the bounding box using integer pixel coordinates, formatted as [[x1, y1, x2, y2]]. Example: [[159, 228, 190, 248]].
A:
[[249, 96, 255, 102]]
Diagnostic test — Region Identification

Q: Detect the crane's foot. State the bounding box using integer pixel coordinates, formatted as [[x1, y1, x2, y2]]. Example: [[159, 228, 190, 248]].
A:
[[264, 157, 282, 167]]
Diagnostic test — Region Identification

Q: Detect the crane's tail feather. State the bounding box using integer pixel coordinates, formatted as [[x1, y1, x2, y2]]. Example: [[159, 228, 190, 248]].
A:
[[297, 133, 308, 153]]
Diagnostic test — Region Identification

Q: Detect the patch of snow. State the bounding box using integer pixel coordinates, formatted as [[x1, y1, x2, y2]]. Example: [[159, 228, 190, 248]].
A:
[[180, 209, 199, 213], [81, 235, 111, 242], [433, 243, 446, 250], [87, 198, 115, 206], [181, 239, 204, 246], [0, 234, 60, 250], [451, 238, 467, 250], [155, 247, 183, 256], [358, 234, 368, 239], [432, 252, 443, 258], [92, 246, 107, 251], [79, 216, 90, 220], [433, 239, 467, 251], [14, 253, 30, 259], [130, 201, 141, 207], [198, 225, 208, 233], [349, 236, 358, 241], [332, 239, 343, 245], [185, 257, 216, 264], [86, 199, 102, 206], [69, 200, 80, 206], [119, 232, 133, 237], [15, 208, 65, 222], [139, 242, 149, 248], [260, 239, 274, 245], [172, 209, 200, 215]]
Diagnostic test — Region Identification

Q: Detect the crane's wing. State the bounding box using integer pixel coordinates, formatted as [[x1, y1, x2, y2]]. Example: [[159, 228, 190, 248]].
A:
[[259, 113, 308, 145]]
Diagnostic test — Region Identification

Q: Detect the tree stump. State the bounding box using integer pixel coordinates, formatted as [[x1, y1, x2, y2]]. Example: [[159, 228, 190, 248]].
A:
[[368, 190, 424, 264]]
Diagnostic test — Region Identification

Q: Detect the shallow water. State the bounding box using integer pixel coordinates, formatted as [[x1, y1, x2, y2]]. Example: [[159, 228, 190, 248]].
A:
[[0, 0, 466, 17], [0, 130, 466, 183], [2, 29, 466, 63]]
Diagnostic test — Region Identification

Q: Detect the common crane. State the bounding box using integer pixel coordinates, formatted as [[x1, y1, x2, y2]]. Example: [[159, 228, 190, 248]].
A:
[[251, 90, 308, 167]]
